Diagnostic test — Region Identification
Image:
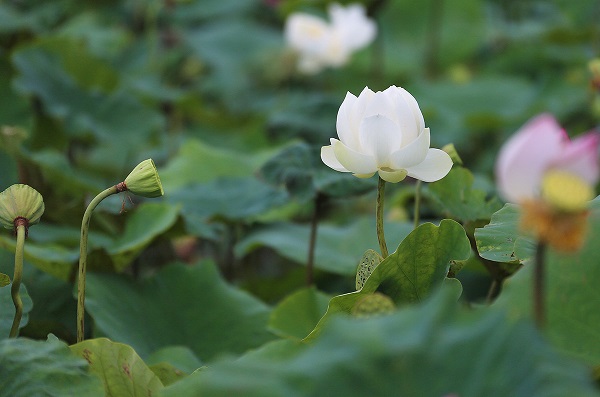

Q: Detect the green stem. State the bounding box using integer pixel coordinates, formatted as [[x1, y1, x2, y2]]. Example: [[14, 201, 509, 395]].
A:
[[306, 194, 324, 286], [413, 180, 422, 230], [9, 224, 26, 338], [77, 185, 119, 343], [424, 0, 444, 79], [533, 241, 547, 329], [376, 177, 389, 258]]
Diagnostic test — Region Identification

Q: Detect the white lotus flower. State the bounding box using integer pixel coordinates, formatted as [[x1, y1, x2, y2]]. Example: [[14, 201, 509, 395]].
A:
[[284, 3, 376, 74], [321, 86, 453, 183]]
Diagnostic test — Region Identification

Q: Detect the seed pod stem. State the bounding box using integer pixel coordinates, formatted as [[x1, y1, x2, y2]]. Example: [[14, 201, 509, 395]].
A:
[[9, 222, 26, 337], [77, 185, 118, 343]]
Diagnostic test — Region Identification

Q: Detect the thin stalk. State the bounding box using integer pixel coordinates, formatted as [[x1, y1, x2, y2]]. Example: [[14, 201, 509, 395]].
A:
[[306, 194, 324, 285], [9, 223, 26, 338], [424, 0, 444, 78], [413, 180, 422, 230], [77, 185, 120, 343], [485, 279, 498, 304], [533, 241, 547, 329], [376, 177, 389, 258]]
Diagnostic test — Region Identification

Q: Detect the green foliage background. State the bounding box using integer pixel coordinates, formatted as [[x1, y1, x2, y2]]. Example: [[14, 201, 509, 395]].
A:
[[0, 0, 599, 395]]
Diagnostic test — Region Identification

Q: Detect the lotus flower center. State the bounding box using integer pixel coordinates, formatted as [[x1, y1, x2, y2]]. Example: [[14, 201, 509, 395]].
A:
[[541, 170, 594, 212]]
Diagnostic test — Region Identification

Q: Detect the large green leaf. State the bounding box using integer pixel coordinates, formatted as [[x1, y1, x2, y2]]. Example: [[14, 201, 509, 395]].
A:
[[259, 142, 375, 202], [85, 262, 274, 361], [70, 338, 163, 397], [306, 220, 471, 339], [159, 139, 273, 192], [0, 335, 104, 397], [70, 338, 164, 396], [0, 236, 77, 280], [160, 289, 599, 397], [147, 346, 203, 374], [427, 166, 502, 222], [236, 217, 414, 276], [12, 38, 162, 142], [493, 203, 600, 366], [103, 202, 180, 272], [268, 287, 331, 340], [167, 177, 289, 237], [475, 203, 536, 264], [0, 283, 33, 339]]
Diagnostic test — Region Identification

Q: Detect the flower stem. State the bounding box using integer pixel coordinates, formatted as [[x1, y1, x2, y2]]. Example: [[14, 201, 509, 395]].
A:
[[533, 241, 547, 329], [9, 223, 26, 338], [413, 180, 422, 230], [306, 194, 324, 286], [376, 177, 389, 258], [77, 185, 119, 343]]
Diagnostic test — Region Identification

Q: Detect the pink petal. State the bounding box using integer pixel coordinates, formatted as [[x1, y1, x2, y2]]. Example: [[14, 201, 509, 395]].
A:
[[495, 114, 566, 202], [552, 131, 600, 185]]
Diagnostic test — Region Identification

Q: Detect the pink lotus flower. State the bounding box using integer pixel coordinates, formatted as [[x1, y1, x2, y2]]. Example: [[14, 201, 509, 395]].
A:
[[496, 114, 600, 205]]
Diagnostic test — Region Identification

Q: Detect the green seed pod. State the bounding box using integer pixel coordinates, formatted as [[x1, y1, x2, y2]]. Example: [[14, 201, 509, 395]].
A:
[[0, 184, 45, 230], [351, 292, 395, 318], [123, 159, 164, 198], [355, 249, 383, 290]]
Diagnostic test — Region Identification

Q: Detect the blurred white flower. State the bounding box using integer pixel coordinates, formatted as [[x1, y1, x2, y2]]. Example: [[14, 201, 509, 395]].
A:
[[284, 3, 376, 74], [321, 86, 453, 183]]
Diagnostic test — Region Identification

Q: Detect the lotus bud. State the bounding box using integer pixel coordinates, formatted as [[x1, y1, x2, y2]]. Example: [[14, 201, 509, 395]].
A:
[[351, 292, 395, 318], [0, 184, 45, 234], [122, 159, 164, 198]]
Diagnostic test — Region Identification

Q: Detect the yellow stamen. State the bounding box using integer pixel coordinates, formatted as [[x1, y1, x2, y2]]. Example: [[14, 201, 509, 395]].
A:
[[541, 170, 594, 212]]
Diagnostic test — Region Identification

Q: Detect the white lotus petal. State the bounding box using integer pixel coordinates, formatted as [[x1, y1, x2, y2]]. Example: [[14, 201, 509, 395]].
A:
[[359, 115, 402, 165], [406, 149, 453, 182], [336, 92, 360, 150], [321, 143, 349, 172], [363, 89, 395, 121], [329, 3, 376, 51], [332, 139, 378, 174], [389, 87, 423, 146], [389, 128, 430, 169], [350, 87, 375, 128], [354, 172, 376, 179]]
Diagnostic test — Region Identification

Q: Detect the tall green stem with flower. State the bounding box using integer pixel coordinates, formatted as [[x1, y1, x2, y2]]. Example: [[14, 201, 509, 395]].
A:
[[495, 114, 600, 329], [76, 159, 164, 342], [376, 177, 389, 258], [0, 184, 45, 338], [320, 86, 453, 263], [9, 220, 26, 338], [77, 185, 120, 342]]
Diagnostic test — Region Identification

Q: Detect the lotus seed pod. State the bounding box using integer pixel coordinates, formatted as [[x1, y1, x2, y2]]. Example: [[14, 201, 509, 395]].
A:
[[123, 159, 164, 198], [0, 184, 45, 230], [351, 292, 395, 318], [355, 249, 383, 290]]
